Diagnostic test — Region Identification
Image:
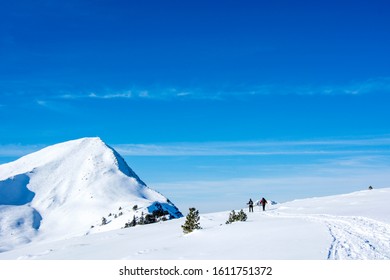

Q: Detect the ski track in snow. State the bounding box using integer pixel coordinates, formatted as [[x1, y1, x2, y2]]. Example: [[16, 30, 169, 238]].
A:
[[16, 249, 54, 260], [266, 212, 390, 260]]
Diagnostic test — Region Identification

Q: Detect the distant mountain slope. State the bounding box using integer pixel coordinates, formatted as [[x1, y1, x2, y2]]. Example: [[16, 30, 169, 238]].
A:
[[0, 137, 182, 252]]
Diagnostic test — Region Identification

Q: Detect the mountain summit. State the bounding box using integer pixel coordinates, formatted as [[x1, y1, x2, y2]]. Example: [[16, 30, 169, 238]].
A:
[[0, 137, 182, 252]]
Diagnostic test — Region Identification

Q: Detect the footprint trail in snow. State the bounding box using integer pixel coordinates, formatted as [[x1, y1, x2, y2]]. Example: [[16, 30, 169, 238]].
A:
[[266, 212, 390, 260]]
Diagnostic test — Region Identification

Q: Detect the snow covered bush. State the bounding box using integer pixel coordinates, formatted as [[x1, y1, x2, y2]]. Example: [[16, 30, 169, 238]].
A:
[[226, 209, 247, 224], [181, 207, 202, 234], [238, 209, 247, 221]]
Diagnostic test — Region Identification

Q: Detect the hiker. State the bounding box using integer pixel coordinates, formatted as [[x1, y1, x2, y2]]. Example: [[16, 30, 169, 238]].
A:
[[259, 197, 267, 211], [247, 198, 254, 212]]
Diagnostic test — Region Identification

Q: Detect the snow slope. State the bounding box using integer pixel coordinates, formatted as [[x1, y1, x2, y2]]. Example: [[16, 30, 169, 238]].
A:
[[1, 188, 389, 260], [0, 137, 182, 252]]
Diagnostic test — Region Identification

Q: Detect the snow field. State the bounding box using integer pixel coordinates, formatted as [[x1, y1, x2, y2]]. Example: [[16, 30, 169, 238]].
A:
[[2, 187, 389, 260]]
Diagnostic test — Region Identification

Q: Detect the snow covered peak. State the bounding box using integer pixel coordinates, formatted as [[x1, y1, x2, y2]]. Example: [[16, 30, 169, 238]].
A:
[[0, 137, 182, 252], [0, 137, 146, 185]]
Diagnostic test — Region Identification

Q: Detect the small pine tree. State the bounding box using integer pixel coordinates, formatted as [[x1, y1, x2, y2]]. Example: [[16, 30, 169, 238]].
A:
[[124, 215, 137, 228], [226, 209, 247, 224], [181, 207, 202, 234], [226, 210, 236, 224], [131, 215, 137, 226], [238, 209, 247, 222], [144, 214, 156, 224]]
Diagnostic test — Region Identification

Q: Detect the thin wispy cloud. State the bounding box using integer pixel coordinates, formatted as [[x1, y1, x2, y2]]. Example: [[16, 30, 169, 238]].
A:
[[2, 136, 389, 158], [95, 77, 390, 100], [5, 76, 387, 107], [58, 94, 83, 99], [88, 92, 133, 99], [208, 77, 390, 98], [176, 92, 192, 97], [55, 90, 150, 100], [36, 100, 48, 107], [113, 136, 390, 156]]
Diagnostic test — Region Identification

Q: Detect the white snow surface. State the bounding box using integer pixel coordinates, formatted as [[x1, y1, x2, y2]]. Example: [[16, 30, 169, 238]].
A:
[[0, 137, 181, 253], [1, 186, 390, 260]]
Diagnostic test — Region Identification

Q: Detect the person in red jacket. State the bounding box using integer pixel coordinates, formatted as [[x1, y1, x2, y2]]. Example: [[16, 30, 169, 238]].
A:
[[260, 197, 267, 211]]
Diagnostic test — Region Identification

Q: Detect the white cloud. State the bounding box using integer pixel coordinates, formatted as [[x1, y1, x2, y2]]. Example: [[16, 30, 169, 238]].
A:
[[58, 94, 83, 99], [88, 91, 132, 99], [176, 92, 191, 97], [38, 76, 390, 105], [113, 137, 390, 156], [36, 100, 48, 107], [2, 136, 389, 159], [226, 77, 390, 97]]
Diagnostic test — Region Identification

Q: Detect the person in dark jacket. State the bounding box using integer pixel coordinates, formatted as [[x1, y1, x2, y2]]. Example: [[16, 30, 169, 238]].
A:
[[260, 197, 267, 211], [247, 198, 254, 212]]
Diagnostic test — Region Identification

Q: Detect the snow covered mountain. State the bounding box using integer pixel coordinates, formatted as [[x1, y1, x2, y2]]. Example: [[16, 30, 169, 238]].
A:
[[0, 137, 182, 252]]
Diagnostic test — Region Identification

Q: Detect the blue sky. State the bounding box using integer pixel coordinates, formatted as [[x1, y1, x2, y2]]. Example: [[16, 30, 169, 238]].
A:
[[1, 1, 390, 212]]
